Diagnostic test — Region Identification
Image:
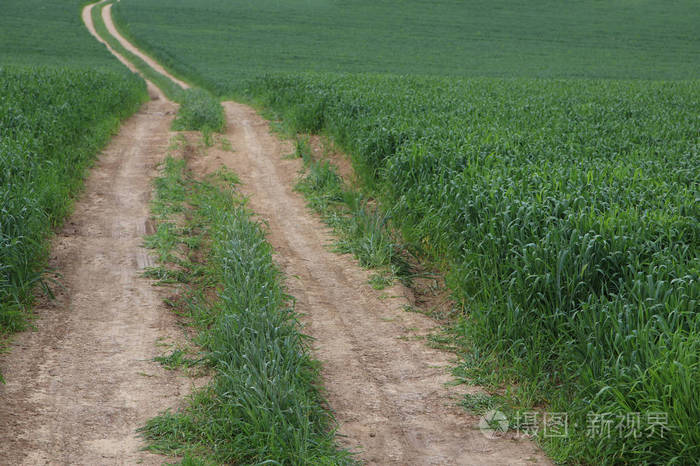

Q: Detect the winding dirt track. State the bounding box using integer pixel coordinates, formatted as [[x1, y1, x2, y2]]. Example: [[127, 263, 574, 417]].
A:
[[101, 3, 190, 91], [0, 3, 552, 465]]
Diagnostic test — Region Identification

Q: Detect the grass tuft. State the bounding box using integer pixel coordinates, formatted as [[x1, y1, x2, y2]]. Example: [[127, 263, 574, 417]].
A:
[[172, 88, 225, 133]]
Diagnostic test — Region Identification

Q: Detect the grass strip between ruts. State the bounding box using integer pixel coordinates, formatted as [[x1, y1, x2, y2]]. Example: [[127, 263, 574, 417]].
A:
[[139, 149, 354, 465]]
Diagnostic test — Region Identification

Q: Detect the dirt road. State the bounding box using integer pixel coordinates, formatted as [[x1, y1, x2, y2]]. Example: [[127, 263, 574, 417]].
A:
[[0, 3, 551, 465], [0, 5, 187, 465], [101, 3, 190, 91]]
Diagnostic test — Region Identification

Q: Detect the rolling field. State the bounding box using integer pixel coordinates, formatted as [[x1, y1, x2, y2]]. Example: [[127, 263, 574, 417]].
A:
[[113, 0, 700, 91], [1, 0, 129, 69], [111, 0, 699, 463], [0, 1, 145, 336]]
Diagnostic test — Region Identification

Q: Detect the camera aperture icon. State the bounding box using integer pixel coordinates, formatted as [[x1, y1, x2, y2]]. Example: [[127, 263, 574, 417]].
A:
[[479, 410, 509, 438]]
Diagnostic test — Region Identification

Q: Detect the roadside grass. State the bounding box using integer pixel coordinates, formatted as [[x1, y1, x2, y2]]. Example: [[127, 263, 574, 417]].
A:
[[140, 149, 353, 464], [293, 137, 411, 289]]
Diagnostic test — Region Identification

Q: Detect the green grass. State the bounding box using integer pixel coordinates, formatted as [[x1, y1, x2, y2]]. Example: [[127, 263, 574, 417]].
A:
[[112, 0, 700, 90], [293, 138, 410, 286], [0, 0, 129, 69], [140, 154, 353, 464], [172, 88, 225, 133]]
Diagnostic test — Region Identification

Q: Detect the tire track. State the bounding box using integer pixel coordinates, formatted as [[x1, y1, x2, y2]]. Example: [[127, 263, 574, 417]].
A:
[[0, 5, 189, 465]]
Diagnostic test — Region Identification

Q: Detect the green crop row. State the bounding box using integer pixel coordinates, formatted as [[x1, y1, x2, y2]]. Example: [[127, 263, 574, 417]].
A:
[[0, 66, 146, 336], [243, 74, 699, 464]]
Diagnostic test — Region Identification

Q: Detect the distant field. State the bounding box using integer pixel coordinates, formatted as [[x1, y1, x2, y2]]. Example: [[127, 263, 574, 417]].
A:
[[113, 0, 700, 90], [0, 1, 145, 336], [0, 0, 123, 68]]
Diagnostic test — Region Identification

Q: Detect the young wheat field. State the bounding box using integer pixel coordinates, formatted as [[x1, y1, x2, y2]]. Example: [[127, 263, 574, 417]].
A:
[[0, 0, 697, 464]]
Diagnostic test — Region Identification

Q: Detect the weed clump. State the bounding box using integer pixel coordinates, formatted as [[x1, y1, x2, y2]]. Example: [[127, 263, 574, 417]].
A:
[[172, 88, 224, 133]]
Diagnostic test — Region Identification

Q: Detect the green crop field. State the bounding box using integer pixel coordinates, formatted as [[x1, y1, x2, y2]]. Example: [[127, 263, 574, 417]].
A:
[[111, 0, 699, 463], [249, 75, 699, 463], [1, 0, 697, 463], [113, 0, 700, 91], [0, 0, 125, 69], [0, 1, 145, 337]]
